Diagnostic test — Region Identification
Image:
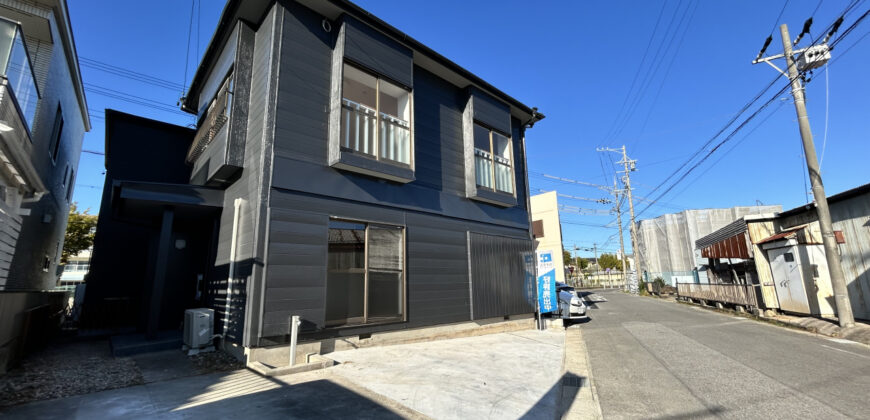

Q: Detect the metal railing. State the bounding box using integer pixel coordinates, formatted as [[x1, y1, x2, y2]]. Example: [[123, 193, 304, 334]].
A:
[[475, 149, 512, 193], [474, 148, 493, 189], [676, 282, 759, 307], [341, 98, 410, 165], [186, 83, 230, 163], [0, 18, 39, 133]]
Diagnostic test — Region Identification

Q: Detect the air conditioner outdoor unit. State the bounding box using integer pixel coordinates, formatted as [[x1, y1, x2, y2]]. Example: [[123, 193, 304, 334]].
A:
[[183, 308, 214, 353]]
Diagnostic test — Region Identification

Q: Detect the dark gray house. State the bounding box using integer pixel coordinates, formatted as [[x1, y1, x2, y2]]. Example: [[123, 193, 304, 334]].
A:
[[85, 0, 543, 357]]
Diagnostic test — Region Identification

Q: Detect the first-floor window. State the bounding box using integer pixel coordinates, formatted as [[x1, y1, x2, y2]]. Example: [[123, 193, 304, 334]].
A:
[[473, 123, 513, 194], [326, 219, 405, 327]]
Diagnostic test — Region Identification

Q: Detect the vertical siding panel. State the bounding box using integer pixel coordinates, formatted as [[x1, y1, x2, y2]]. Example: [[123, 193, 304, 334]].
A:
[[470, 232, 535, 319]]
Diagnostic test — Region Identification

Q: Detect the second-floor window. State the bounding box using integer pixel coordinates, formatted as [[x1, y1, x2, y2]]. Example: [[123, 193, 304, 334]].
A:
[[473, 124, 513, 194], [49, 106, 63, 162], [340, 63, 411, 166]]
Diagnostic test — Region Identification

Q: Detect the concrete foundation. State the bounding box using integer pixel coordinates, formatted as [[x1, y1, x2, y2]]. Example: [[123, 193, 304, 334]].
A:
[[246, 314, 536, 368]]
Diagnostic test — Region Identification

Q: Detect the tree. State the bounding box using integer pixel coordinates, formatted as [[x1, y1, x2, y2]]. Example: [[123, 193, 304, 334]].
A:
[[598, 253, 621, 271], [62, 203, 98, 264], [563, 249, 573, 265]]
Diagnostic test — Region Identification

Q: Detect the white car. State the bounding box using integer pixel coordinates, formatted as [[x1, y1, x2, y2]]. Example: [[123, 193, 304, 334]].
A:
[[556, 282, 587, 319]]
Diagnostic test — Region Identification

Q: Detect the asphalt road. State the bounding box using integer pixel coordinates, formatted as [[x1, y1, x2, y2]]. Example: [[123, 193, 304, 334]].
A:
[[579, 290, 870, 419]]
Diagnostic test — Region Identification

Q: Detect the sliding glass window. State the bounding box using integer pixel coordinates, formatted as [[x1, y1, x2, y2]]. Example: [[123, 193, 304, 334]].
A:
[[473, 123, 513, 194], [340, 63, 412, 166], [326, 219, 405, 328]]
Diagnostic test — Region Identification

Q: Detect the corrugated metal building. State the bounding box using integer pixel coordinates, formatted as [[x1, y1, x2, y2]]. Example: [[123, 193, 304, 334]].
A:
[[691, 182, 870, 320], [637, 206, 781, 285]]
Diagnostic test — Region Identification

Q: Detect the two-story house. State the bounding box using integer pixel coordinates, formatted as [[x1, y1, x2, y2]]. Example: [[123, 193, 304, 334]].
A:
[[84, 0, 543, 360], [0, 0, 89, 291]]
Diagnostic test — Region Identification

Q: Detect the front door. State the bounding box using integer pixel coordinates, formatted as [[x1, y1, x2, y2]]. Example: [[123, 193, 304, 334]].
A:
[[768, 246, 811, 313]]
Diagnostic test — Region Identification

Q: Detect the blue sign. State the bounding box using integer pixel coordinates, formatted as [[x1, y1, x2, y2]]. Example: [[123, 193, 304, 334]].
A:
[[536, 250, 557, 313]]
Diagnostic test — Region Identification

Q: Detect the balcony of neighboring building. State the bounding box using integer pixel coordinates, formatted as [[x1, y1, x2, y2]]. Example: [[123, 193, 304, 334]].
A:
[[0, 16, 45, 203]]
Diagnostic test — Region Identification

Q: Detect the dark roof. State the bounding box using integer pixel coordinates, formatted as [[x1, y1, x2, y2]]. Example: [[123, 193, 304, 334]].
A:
[[181, 0, 544, 124], [778, 182, 870, 218], [103, 109, 195, 168]]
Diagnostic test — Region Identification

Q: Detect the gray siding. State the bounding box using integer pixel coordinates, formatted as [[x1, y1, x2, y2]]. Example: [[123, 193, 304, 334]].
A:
[[262, 189, 532, 341], [269, 3, 529, 229], [263, 208, 328, 336], [470, 87, 512, 135], [206, 5, 279, 345], [469, 232, 536, 320], [273, 0, 333, 164], [342, 16, 414, 88]]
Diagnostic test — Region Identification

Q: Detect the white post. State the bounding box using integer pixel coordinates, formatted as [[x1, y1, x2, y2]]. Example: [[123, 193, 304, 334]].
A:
[[289, 315, 301, 366]]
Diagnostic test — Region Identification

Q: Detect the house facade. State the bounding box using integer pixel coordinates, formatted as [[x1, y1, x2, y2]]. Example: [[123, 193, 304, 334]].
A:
[[0, 0, 89, 290], [85, 0, 543, 357]]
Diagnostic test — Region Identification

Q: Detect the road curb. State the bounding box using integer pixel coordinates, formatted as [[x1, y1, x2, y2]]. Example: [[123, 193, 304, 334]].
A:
[[559, 324, 603, 419]]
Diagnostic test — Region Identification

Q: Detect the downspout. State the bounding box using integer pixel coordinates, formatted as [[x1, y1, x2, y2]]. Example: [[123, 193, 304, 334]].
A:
[[223, 198, 243, 339]]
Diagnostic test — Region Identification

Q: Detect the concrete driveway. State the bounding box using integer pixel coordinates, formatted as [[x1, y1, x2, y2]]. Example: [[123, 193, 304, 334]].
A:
[[0, 329, 567, 419], [327, 329, 565, 419]]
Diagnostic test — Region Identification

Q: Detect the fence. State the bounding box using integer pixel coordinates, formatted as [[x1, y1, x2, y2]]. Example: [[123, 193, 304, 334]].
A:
[[0, 291, 68, 373], [676, 282, 759, 308]]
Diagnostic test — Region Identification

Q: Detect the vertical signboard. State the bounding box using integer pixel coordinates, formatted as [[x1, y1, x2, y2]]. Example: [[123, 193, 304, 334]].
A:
[[537, 250, 557, 313]]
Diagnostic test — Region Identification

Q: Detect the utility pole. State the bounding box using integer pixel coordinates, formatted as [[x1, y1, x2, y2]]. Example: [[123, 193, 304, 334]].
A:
[[753, 22, 854, 328], [593, 242, 598, 286], [613, 177, 628, 291], [598, 145, 641, 294]]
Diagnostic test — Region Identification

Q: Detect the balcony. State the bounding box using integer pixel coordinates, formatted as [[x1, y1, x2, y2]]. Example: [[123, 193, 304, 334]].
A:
[[331, 98, 414, 183], [340, 98, 411, 166], [187, 75, 241, 187], [0, 17, 44, 200], [0, 17, 39, 134]]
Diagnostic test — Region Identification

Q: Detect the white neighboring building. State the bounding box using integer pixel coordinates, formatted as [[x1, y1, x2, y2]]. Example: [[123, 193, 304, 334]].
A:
[[58, 247, 89, 290], [530, 191, 566, 283], [636, 206, 781, 285]]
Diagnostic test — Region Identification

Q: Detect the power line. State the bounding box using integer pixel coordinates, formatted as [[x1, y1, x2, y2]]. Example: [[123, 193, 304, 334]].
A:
[[602, 1, 669, 144], [79, 57, 184, 90], [85, 83, 189, 116], [608, 0, 696, 145], [615, 0, 696, 144], [183, 0, 196, 96], [637, 5, 869, 217], [638, 4, 862, 217]]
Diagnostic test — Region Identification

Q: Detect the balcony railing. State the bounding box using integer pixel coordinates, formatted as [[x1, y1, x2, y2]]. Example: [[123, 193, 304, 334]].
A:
[[186, 82, 230, 163], [475, 149, 512, 194], [0, 18, 39, 133], [676, 282, 759, 307], [341, 98, 410, 165], [474, 148, 493, 189]]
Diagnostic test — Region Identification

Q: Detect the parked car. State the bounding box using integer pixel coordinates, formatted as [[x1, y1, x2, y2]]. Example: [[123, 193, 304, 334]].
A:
[[555, 282, 587, 319]]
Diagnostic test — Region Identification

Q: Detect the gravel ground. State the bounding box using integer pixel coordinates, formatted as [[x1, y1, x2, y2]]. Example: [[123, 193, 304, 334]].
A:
[[0, 340, 245, 409], [190, 350, 245, 374], [0, 340, 143, 408]]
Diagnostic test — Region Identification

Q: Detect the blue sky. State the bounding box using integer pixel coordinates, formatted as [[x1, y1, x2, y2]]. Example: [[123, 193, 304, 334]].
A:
[[68, 0, 870, 258]]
